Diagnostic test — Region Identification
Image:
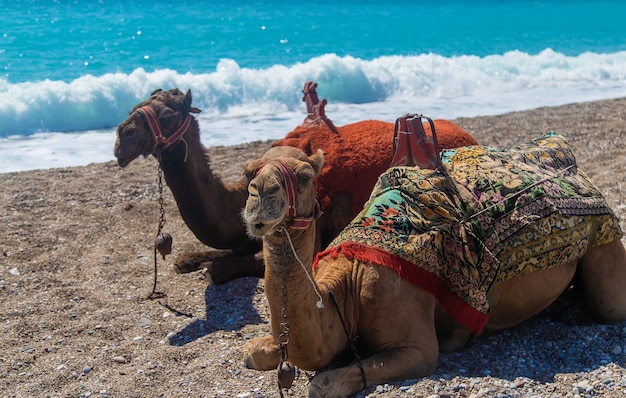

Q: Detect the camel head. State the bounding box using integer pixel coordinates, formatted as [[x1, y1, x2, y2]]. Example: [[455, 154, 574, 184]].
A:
[[243, 146, 324, 237], [114, 88, 201, 167]]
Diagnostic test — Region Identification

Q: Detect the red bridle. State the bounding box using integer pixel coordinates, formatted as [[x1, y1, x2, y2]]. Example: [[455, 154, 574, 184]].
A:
[[136, 105, 192, 151], [255, 159, 320, 230]]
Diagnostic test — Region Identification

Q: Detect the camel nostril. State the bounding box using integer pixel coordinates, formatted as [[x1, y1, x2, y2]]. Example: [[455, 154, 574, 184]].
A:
[[255, 223, 264, 230]]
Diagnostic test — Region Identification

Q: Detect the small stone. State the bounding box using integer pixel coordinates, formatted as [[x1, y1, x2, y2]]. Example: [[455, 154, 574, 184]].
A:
[[573, 380, 593, 393], [9, 268, 19, 275], [112, 356, 127, 364], [82, 366, 93, 375], [612, 345, 622, 355]]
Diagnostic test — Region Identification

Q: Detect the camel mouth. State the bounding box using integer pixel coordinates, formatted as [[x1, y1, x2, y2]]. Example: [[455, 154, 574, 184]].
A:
[[248, 222, 270, 237], [116, 152, 140, 168], [117, 157, 131, 168], [246, 220, 280, 237]]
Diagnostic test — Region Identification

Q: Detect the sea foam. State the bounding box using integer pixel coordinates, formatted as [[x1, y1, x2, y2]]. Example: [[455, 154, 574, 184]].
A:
[[1, 50, 625, 173]]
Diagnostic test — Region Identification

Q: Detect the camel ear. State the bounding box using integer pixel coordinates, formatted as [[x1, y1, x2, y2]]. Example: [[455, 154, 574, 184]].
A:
[[183, 89, 193, 107], [183, 89, 202, 114], [150, 88, 163, 96], [308, 149, 324, 176]]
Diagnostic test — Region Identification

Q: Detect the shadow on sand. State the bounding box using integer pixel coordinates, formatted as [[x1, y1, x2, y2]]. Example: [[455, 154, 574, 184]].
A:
[[167, 276, 265, 346], [412, 287, 626, 385]]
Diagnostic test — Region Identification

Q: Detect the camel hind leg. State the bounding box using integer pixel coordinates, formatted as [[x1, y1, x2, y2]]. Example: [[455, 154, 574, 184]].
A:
[[577, 239, 626, 324]]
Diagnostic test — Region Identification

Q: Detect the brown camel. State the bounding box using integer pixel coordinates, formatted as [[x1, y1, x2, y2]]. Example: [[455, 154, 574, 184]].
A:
[[241, 136, 626, 397], [113, 85, 477, 284]]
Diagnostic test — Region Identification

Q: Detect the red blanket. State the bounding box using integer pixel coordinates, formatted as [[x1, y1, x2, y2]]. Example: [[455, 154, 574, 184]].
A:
[[274, 119, 477, 212]]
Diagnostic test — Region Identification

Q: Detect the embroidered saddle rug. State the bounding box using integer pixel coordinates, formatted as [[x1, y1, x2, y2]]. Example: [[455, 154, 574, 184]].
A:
[[313, 132, 622, 334]]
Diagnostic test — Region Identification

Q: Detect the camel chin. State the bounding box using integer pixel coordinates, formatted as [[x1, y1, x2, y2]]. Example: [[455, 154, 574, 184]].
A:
[[116, 157, 131, 168]]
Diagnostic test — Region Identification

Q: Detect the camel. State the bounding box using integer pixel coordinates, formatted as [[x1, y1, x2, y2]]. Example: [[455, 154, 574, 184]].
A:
[[113, 84, 478, 284], [241, 134, 626, 398]]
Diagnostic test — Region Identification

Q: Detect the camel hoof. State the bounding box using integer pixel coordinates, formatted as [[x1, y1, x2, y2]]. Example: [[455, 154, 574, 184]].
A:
[[203, 267, 215, 286], [173, 260, 206, 274]]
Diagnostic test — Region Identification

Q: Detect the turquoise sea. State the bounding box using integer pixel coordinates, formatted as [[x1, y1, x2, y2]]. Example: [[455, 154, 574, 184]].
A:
[[1, 0, 626, 172]]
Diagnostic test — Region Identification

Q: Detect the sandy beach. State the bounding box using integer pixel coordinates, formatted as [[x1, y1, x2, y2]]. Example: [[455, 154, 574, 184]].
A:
[[1, 97, 625, 397]]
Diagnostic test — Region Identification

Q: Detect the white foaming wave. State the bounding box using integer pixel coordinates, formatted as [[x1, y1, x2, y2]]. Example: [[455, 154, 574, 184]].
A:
[[2, 49, 626, 173], [1, 49, 626, 139], [0, 129, 118, 173]]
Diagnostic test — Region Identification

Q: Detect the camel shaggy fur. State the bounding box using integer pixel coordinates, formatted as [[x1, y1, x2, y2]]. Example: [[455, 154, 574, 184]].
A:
[[113, 87, 477, 284], [241, 141, 626, 398]]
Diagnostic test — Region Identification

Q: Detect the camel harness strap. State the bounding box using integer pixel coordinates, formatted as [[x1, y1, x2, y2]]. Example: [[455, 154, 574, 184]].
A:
[[136, 105, 192, 153], [254, 159, 320, 230]]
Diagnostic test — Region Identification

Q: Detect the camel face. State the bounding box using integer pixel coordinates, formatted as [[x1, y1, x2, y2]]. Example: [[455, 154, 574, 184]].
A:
[[114, 111, 154, 167], [244, 166, 292, 236], [243, 147, 323, 236], [114, 88, 200, 167]]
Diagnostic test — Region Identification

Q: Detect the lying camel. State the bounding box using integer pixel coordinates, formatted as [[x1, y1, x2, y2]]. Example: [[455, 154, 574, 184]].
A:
[[242, 135, 626, 397], [114, 85, 477, 284]]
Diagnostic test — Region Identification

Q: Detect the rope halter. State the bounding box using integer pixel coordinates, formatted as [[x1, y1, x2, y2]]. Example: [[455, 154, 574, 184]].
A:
[[255, 159, 320, 230], [136, 105, 192, 152]]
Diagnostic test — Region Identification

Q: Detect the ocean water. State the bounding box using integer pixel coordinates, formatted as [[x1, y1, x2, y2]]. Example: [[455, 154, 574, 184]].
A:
[[1, 0, 626, 173]]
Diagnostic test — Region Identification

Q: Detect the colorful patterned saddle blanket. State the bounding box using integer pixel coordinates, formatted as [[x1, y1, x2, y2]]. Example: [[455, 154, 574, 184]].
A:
[[314, 132, 622, 334]]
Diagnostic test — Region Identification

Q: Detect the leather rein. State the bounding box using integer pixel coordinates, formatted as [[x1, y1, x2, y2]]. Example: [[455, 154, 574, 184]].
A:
[[254, 159, 320, 230], [136, 105, 192, 153]]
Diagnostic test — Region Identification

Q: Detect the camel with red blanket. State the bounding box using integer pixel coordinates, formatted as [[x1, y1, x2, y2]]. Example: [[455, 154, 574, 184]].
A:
[[242, 135, 626, 397], [113, 83, 478, 284]]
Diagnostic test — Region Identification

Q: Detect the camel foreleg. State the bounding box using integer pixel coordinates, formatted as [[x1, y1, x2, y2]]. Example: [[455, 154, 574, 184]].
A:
[[308, 345, 439, 398], [174, 250, 265, 285]]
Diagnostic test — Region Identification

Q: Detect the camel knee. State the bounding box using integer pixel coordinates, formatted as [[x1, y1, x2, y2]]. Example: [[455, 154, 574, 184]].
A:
[[242, 335, 280, 371]]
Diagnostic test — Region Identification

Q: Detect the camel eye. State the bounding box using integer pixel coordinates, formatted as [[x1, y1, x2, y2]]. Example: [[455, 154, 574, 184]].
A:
[[297, 170, 314, 185], [122, 127, 136, 140], [266, 184, 279, 195]]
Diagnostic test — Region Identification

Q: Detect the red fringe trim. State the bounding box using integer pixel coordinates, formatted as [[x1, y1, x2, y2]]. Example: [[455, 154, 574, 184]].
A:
[[313, 243, 488, 334]]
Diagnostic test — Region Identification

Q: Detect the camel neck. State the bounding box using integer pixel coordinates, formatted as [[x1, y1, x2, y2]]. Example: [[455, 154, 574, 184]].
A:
[[262, 222, 348, 369], [157, 119, 251, 250], [263, 225, 316, 267], [157, 118, 201, 166]]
